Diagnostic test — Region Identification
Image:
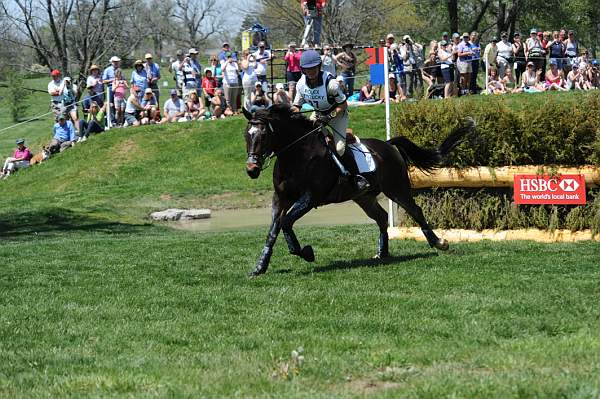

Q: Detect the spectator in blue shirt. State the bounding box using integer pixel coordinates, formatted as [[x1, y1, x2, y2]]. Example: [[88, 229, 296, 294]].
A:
[[217, 42, 237, 63], [469, 31, 482, 93], [49, 114, 77, 153], [188, 48, 203, 90], [456, 32, 474, 93], [144, 53, 161, 104], [130, 59, 149, 99], [102, 56, 123, 124]]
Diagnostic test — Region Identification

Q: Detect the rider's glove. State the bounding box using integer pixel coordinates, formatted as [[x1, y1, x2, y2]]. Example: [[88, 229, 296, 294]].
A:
[[316, 113, 333, 125]]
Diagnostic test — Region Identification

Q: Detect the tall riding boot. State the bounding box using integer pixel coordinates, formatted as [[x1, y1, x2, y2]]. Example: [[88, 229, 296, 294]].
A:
[[340, 149, 370, 191]]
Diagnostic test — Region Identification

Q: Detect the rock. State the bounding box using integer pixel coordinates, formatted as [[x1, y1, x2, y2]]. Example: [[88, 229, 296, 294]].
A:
[[180, 209, 211, 220], [150, 208, 211, 221], [150, 209, 184, 221]]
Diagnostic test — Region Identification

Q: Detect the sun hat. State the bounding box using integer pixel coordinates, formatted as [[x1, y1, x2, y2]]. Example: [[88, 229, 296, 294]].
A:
[[300, 49, 321, 68], [134, 59, 143, 66], [452, 33, 460, 39], [439, 40, 448, 46], [275, 83, 284, 90], [144, 53, 153, 59], [188, 48, 198, 54], [403, 34, 412, 41], [110, 56, 121, 62], [462, 32, 469, 38], [255, 81, 262, 87], [15, 138, 25, 145], [386, 33, 395, 39], [89, 64, 99, 72], [51, 69, 61, 76], [527, 61, 534, 67], [144, 88, 153, 94]]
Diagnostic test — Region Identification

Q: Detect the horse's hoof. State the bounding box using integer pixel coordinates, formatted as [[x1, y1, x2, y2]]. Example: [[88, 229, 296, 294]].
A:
[[301, 245, 315, 262], [248, 268, 266, 278], [435, 239, 449, 251], [372, 252, 389, 260]]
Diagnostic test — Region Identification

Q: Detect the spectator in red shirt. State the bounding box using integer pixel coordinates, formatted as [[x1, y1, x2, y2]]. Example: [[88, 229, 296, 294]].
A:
[[284, 41, 302, 83], [201, 68, 217, 107]]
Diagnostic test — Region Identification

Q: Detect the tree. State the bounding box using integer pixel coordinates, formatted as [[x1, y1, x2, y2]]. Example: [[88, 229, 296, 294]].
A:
[[171, 0, 222, 49]]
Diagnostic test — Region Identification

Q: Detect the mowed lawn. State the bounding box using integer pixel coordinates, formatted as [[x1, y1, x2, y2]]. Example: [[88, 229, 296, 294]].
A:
[[1, 224, 600, 398]]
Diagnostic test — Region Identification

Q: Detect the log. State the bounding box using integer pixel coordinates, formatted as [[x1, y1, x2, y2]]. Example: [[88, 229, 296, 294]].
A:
[[388, 227, 600, 243], [408, 166, 600, 189]]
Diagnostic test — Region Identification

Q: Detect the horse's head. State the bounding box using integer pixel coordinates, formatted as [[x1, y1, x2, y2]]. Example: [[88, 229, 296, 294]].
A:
[[243, 107, 273, 179]]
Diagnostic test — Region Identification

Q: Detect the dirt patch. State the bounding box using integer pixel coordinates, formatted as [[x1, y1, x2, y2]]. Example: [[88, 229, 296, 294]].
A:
[[345, 378, 402, 394], [108, 139, 141, 168]]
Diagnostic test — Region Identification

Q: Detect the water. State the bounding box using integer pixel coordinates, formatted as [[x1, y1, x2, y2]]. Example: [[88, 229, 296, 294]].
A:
[[171, 200, 392, 232]]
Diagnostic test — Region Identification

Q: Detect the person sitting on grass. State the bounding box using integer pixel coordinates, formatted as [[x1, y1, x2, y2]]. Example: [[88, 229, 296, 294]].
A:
[[1, 139, 32, 179], [201, 68, 217, 108], [273, 83, 291, 105], [210, 88, 233, 119], [249, 81, 271, 112], [140, 88, 159, 124], [514, 61, 545, 93], [78, 101, 105, 140], [545, 59, 567, 91], [358, 80, 380, 103], [49, 114, 77, 153], [487, 67, 508, 94], [161, 89, 186, 123], [124, 86, 144, 127], [186, 90, 206, 120]]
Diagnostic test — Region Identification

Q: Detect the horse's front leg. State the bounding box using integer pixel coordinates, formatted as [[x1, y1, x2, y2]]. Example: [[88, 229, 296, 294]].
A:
[[249, 195, 286, 277], [281, 191, 315, 262]]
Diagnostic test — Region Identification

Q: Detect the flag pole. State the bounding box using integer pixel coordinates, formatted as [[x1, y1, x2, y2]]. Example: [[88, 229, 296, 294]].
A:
[[383, 45, 395, 228]]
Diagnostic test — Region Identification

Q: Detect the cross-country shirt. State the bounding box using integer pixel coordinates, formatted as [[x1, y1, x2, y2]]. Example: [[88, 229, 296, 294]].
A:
[[293, 71, 346, 112]]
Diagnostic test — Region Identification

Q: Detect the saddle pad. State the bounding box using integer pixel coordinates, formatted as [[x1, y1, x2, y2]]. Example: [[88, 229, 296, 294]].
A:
[[349, 138, 376, 173]]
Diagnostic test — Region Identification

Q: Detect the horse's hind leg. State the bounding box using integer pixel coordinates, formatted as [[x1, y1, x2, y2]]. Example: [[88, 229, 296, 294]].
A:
[[354, 194, 390, 258], [387, 189, 449, 251], [281, 192, 315, 262]]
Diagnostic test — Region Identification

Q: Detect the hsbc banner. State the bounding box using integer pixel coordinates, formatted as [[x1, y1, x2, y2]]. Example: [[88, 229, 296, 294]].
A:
[[514, 174, 586, 205]]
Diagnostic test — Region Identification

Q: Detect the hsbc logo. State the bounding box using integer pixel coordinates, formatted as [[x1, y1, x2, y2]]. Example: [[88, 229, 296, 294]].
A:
[[514, 174, 586, 205], [559, 179, 579, 192]]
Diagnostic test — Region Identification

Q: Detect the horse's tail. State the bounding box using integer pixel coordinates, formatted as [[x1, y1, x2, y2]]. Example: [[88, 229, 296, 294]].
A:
[[388, 117, 476, 172]]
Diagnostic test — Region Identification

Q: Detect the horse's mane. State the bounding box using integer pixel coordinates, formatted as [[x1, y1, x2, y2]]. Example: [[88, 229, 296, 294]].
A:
[[255, 104, 315, 131]]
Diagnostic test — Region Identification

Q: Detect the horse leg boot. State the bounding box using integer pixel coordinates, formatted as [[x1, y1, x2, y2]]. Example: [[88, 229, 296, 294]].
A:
[[249, 199, 286, 277], [281, 192, 315, 262]]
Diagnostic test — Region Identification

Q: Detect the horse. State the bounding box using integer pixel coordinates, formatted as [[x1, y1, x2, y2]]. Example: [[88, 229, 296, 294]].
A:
[[243, 104, 475, 276]]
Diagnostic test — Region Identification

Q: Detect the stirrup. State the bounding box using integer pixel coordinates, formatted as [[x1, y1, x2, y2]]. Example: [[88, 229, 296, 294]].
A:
[[355, 174, 370, 191]]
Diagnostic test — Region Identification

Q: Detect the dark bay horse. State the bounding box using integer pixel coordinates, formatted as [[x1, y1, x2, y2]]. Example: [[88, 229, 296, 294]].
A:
[[243, 105, 475, 276]]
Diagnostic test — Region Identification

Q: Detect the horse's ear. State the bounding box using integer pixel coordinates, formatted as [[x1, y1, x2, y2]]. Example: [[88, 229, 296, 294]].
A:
[[242, 107, 253, 121]]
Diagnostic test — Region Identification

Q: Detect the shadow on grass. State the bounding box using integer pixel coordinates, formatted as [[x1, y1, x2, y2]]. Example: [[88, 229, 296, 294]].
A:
[[302, 252, 438, 274], [0, 208, 151, 239]]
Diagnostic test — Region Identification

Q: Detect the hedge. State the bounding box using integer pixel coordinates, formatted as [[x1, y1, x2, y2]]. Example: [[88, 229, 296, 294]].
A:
[[394, 92, 600, 167], [392, 92, 600, 233]]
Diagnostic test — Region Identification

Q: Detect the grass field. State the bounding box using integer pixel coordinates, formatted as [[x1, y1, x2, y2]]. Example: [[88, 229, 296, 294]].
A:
[[1, 224, 600, 398], [1, 79, 600, 397]]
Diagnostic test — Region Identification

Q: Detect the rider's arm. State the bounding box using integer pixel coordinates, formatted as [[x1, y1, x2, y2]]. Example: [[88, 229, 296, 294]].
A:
[[290, 89, 305, 112], [327, 78, 347, 116]]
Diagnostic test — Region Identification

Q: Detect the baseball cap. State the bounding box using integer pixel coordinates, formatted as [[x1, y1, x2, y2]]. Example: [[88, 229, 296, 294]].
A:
[[462, 32, 469, 38], [530, 28, 537, 34], [550, 59, 558, 66], [386, 33, 394, 39], [403, 35, 412, 41], [288, 41, 297, 47], [144, 88, 153, 94], [176, 49, 183, 56], [514, 32, 521, 37], [439, 40, 448, 46], [452, 33, 460, 39], [388, 73, 395, 79], [222, 42, 230, 47], [255, 81, 262, 87], [258, 41, 266, 47], [64, 77, 71, 82], [336, 75, 344, 82], [537, 31, 543, 36], [204, 68, 212, 74], [442, 31, 448, 36], [110, 56, 121, 62], [144, 53, 153, 59], [188, 48, 198, 54], [491, 37, 498, 43], [170, 89, 178, 95], [15, 138, 25, 145], [134, 59, 143, 66], [275, 83, 284, 90], [527, 61, 534, 67], [51, 69, 61, 76]]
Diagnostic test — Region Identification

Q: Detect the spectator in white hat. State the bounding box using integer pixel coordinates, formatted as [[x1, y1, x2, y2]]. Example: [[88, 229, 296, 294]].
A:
[[102, 56, 122, 126], [249, 81, 271, 112], [241, 52, 258, 109], [273, 82, 291, 105], [386, 33, 395, 48], [169, 50, 185, 97], [188, 48, 203, 91], [221, 51, 241, 113], [321, 45, 336, 76], [140, 87, 158, 124]]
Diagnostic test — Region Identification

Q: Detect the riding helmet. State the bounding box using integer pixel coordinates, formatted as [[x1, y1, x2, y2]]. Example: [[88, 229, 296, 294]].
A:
[[300, 50, 322, 69]]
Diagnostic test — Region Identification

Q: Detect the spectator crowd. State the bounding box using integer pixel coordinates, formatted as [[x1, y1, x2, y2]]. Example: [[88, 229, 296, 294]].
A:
[[3, 23, 598, 179]]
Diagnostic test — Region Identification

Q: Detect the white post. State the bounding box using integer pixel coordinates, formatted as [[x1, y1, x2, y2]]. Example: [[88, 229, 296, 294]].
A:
[[383, 46, 395, 228], [105, 85, 112, 130]]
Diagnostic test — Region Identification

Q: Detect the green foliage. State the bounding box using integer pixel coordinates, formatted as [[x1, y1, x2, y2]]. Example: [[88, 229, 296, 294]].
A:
[[3, 69, 30, 123], [398, 188, 600, 233], [394, 92, 600, 167]]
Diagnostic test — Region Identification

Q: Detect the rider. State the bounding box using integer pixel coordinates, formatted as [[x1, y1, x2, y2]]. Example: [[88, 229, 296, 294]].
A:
[[291, 49, 369, 190]]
